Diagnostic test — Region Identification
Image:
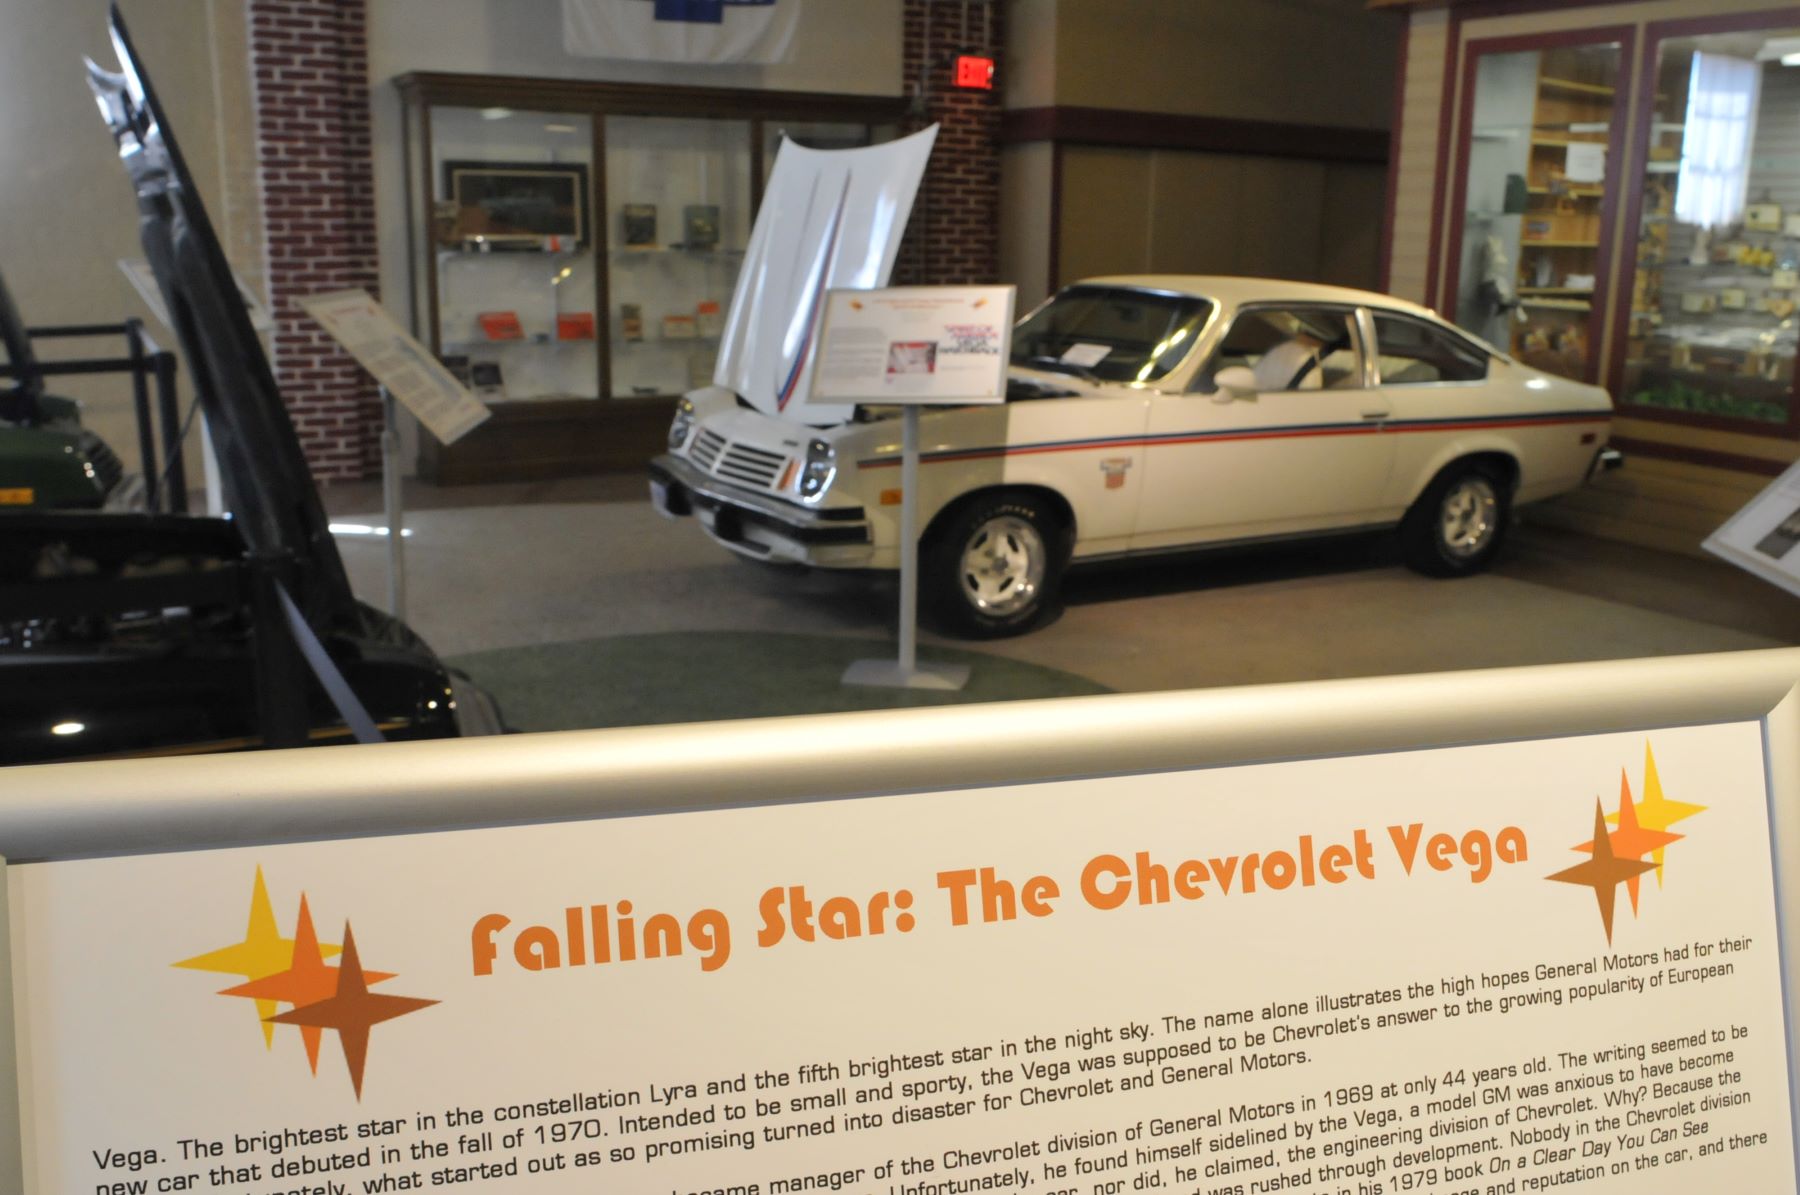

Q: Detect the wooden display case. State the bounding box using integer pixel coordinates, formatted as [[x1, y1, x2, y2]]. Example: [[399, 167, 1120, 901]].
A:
[[395, 73, 905, 484]]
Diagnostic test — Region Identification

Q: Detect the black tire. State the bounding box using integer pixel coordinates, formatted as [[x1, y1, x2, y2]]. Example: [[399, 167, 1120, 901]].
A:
[[923, 492, 1067, 638], [1401, 460, 1511, 577]]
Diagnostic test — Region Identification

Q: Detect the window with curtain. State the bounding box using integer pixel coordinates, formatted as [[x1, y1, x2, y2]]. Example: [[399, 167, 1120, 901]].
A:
[[1675, 52, 1762, 230]]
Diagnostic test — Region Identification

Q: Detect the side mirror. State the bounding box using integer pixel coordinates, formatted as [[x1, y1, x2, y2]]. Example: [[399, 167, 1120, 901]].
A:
[[1212, 366, 1259, 403]]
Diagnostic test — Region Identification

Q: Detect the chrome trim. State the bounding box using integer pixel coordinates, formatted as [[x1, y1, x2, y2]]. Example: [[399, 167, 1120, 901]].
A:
[[656, 453, 864, 529], [0, 650, 1794, 862]]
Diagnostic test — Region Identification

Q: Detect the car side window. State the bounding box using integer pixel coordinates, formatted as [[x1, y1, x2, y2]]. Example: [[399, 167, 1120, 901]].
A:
[[1198, 307, 1361, 393], [1371, 313, 1488, 385]]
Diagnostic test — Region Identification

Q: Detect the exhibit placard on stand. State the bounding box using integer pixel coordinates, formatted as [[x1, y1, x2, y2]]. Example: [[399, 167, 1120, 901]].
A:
[[1705, 457, 1800, 602], [807, 285, 1015, 691], [4, 649, 1800, 1193], [300, 290, 490, 619]]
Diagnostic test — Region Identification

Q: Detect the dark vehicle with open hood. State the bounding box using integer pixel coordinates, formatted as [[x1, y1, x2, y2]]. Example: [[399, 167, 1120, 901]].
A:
[[0, 8, 499, 764]]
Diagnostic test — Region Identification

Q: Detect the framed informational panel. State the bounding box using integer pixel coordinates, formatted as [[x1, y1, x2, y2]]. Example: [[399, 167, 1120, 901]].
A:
[[4, 649, 1800, 1193]]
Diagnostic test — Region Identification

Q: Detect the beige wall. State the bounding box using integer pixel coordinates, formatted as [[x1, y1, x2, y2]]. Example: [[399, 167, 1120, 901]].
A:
[[1047, 0, 1400, 129], [0, 0, 259, 476], [999, 142, 1056, 308], [1001, 0, 1399, 303], [1055, 146, 1387, 290]]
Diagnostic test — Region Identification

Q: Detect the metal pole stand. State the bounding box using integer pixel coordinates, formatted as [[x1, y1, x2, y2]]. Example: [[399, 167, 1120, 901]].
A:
[[842, 405, 971, 692], [381, 387, 407, 620]]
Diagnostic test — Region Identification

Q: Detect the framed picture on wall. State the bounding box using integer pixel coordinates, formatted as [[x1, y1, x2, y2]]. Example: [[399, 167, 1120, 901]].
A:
[[442, 160, 590, 246]]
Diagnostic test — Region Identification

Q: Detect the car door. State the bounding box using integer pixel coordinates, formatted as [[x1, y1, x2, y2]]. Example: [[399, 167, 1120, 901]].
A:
[[1364, 309, 1509, 510], [1131, 303, 1396, 550]]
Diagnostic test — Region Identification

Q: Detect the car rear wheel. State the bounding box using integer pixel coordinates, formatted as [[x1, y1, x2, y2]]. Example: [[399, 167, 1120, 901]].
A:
[[1402, 461, 1510, 577], [924, 493, 1066, 638]]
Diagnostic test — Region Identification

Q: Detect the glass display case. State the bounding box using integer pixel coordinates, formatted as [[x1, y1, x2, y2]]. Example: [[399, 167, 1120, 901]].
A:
[[396, 74, 907, 483], [1450, 40, 1624, 382], [1617, 23, 1800, 431], [429, 107, 599, 404]]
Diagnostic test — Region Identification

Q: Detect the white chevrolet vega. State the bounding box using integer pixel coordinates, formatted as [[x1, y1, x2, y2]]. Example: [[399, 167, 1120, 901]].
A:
[[649, 276, 1618, 637]]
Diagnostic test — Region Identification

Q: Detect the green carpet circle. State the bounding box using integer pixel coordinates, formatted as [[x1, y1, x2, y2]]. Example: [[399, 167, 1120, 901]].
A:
[[449, 631, 1111, 733]]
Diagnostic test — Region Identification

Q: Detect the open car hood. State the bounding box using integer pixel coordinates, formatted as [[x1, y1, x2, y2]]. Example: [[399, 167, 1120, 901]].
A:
[[713, 126, 936, 426], [84, 6, 356, 630]]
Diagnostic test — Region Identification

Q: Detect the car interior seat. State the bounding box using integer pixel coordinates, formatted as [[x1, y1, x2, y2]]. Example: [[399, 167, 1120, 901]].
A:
[[1252, 338, 1325, 392]]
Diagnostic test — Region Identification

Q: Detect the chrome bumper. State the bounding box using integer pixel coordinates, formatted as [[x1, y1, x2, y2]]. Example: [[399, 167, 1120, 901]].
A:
[[648, 453, 873, 566], [1590, 446, 1624, 480]]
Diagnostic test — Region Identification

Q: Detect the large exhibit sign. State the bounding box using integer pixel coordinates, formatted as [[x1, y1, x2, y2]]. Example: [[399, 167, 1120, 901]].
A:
[[12, 715, 1797, 1192]]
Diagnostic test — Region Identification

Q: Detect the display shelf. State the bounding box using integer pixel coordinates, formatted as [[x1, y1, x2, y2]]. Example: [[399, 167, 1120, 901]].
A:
[[1538, 76, 1614, 96], [1518, 286, 1596, 295], [1521, 298, 1592, 311], [442, 337, 597, 350], [437, 248, 585, 261], [1521, 239, 1601, 248], [610, 246, 745, 257]]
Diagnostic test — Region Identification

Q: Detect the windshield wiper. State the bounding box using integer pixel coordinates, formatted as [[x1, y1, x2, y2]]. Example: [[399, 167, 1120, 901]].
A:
[[1016, 354, 1099, 383]]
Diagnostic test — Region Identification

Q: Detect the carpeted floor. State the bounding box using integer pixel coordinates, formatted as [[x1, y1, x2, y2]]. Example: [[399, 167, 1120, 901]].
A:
[[448, 631, 1111, 732]]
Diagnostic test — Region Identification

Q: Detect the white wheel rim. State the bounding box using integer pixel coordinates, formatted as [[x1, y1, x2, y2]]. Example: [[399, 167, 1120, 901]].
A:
[[959, 515, 1045, 616], [1439, 477, 1498, 558]]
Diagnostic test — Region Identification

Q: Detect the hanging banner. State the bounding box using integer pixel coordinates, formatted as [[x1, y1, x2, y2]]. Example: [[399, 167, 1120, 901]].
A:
[[12, 721, 1796, 1192], [561, 0, 800, 64]]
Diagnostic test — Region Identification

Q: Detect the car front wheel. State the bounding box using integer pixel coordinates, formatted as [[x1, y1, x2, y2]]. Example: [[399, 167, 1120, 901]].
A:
[[924, 493, 1066, 638], [1402, 462, 1511, 577]]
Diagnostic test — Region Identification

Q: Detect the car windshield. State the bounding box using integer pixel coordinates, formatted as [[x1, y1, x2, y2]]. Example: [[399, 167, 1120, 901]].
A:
[[1010, 285, 1212, 384]]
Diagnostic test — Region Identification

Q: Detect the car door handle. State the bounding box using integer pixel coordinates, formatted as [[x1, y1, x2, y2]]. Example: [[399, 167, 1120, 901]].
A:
[[1360, 410, 1388, 421]]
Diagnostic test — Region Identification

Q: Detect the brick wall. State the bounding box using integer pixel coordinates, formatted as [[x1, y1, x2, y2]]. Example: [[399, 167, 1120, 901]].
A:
[[896, 0, 1004, 286], [249, 0, 380, 483]]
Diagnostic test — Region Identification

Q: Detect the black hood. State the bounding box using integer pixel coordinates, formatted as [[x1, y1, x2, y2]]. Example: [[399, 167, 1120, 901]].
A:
[[85, 5, 356, 628]]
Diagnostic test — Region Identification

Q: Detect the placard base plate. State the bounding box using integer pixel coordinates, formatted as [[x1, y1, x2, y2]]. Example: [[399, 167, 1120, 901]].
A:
[[841, 658, 971, 691]]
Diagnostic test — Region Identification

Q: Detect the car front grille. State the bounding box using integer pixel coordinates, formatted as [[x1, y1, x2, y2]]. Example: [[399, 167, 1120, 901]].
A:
[[688, 428, 788, 490]]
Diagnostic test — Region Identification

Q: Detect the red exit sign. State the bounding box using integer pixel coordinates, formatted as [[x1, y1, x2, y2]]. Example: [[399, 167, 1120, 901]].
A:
[[954, 54, 995, 90]]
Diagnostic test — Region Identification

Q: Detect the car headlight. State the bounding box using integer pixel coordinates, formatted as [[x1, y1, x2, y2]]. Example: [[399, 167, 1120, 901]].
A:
[[798, 439, 835, 501], [668, 400, 696, 451]]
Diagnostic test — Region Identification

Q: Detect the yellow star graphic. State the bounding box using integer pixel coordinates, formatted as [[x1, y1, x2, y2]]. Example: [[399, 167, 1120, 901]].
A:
[[173, 867, 340, 1048], [1606, 743, 1705, 887]]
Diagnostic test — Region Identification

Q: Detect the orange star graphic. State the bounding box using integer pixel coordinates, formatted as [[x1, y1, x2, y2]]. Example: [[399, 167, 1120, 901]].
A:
[[173, 867, 335, 1048], [1549, 801, 1657, 944], [1578, 770, 1683, 916], [270, 923, 436, 1099], [220, 896, 394, 1074]]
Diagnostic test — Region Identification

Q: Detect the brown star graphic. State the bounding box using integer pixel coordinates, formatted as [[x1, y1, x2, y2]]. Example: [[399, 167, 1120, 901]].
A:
[[1549, 800, 1657, 944], [221, 896, 394, 1074], [269, 922, 436, 1099], [1577, 770, 1683, 916]]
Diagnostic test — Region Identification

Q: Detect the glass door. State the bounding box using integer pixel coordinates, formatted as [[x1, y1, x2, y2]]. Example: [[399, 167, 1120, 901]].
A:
[[1448, 36, 1628, 381]]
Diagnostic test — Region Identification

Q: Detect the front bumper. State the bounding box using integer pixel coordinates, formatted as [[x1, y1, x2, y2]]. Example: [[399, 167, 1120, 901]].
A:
[[649, 454, 873, 566]]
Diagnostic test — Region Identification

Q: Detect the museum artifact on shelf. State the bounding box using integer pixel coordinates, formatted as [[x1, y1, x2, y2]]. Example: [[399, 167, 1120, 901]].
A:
[[621, 203, 658, 247], [557, 312, 596, 340], [442, 160, 589, 246]]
